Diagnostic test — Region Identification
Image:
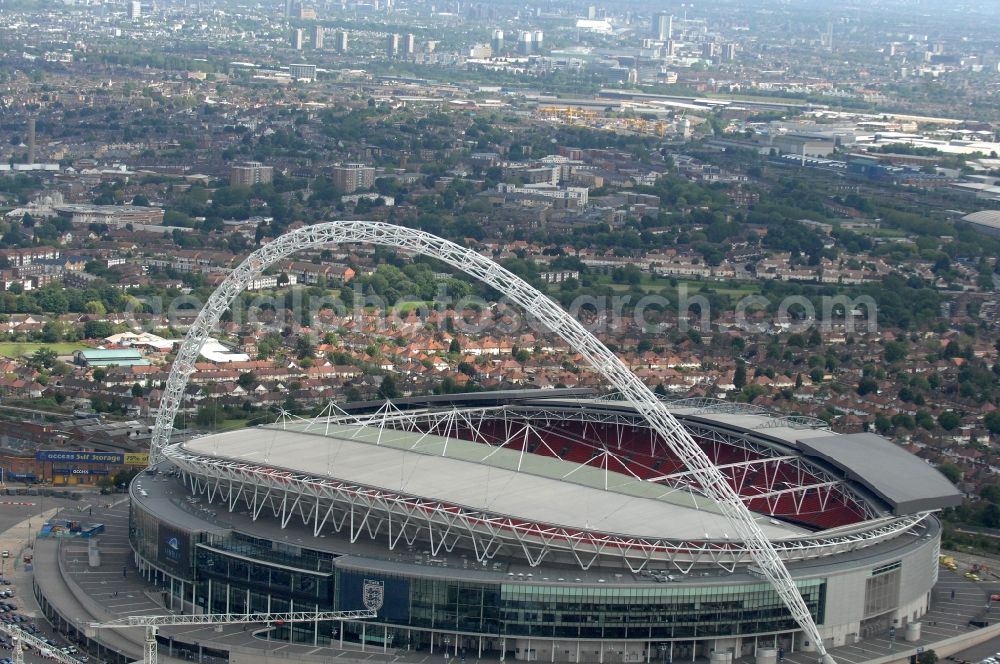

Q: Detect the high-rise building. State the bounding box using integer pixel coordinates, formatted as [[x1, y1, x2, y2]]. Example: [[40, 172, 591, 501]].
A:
[[518, 30, 533, 55], [491, 29, 503, 55], [129, 0, 141, 18], [721, 43, 736, 62], [653, 12, 671, 41], [289, 63, 318, 81], [331, 164, 375, 193], [26, 117, 35, 166], [230, 162, 274, 187], [284, 0, 292, 17], [386, 33, 400, 57], [587, 5, 596, 19], [291, 28, 304, 50], [532, 30, 544, 52], [404, 33, 415, 56], [312, 25, 324, 49], [469, 44, 492, 59], [335, 29, 348, 53]]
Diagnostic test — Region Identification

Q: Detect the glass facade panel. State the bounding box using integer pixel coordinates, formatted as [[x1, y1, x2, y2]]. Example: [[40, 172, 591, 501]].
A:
[[131, 500, 826, 649], [336, 570, 825, 641]]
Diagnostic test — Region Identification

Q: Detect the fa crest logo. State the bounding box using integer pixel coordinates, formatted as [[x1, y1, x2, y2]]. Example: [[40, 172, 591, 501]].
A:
[[363, 579, 384, 611]]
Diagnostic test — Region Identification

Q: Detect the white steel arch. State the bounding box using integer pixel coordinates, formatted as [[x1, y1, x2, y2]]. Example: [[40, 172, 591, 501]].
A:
[[149, 221, 832, 663]]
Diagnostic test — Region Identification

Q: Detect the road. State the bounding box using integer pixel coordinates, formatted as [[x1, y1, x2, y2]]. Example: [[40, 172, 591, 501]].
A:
[[952, 635, 1000, 664], [0, 491, 105, 664]]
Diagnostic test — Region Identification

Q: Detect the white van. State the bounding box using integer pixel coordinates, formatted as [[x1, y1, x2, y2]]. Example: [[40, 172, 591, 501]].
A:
[[41, 649, 53, 658]]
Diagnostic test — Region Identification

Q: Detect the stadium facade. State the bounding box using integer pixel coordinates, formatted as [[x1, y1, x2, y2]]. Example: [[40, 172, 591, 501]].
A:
[[128, 391, 960, 664]]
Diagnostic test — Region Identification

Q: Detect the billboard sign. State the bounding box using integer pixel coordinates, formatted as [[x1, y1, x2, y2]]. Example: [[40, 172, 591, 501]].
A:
[[36, 451, 124, 464], [338, 572, 409, 621], [159, 526, 191, 573]]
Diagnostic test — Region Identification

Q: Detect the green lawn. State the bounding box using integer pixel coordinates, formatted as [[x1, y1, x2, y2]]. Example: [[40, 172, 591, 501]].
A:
[[394, 300, 435, 313], [591, 275, 761, 298], [214, 418, 251, 431], [674, 280, 761, 297], [0, 342, 86, 359]]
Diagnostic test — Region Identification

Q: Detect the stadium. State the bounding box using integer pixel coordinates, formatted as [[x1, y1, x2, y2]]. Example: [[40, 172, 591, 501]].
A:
[[129, 390, 960, 664], [123, 222, 961, 664]]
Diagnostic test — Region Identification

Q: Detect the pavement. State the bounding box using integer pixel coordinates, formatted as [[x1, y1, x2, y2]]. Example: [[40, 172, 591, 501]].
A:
[[0, 491, 101, 664], [9, 493, 1000, 664]]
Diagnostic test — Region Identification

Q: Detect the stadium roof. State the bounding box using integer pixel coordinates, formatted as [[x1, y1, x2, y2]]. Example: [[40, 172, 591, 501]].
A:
[[182, 423, 807, 542], [511, 395, 958, 515], [795, 433, 961, 514], [962, 210, 1000, 230]]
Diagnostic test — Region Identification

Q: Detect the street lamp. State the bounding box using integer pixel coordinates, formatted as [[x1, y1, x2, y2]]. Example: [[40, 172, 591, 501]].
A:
[[443, 636, 451, 661], [658, 643, 668, 664]]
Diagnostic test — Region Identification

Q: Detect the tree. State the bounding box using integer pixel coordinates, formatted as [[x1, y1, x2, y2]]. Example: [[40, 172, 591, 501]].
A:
[[84, 320, 115, 339], [85, 300, 107, 315], [983, 411, 1000, 434], [891, 413, 914, 429], [937, 411, 961, 431], [92, 368, 107, 382], [918, 649, 938, 664], [378, 375, 399, 400], [30, 347, 57, 369], [195, 403, 225, 427], [237, 372, 257, 390], [857, 377, 878, 396], [937, 463, 962, 485], [449, 338, 461, 354], [131, 383, 144, 398], [980, 484, 1000, 504], [914, 411, 935, 430], [41, 321, 63, 343], [884, 340, 908, 363], [734, 360, 747, 390], [295, 335, 315, 360]]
